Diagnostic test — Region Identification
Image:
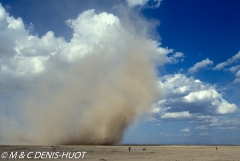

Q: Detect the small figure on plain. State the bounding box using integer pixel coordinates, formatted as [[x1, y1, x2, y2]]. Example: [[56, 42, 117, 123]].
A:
[[51, 146, 56, 152], [128, 147, 131, 152], [215, 147, 217, 150]]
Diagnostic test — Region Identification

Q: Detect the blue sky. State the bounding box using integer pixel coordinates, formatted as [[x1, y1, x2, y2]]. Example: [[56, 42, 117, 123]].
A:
[[0, 0, 240, 145]]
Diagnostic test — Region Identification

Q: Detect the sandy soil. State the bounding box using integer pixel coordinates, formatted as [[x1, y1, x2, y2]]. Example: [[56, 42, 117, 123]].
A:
[[1, 145, 240, 161]]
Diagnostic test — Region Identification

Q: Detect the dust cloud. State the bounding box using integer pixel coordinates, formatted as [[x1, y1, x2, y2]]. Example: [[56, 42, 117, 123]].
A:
[[1, 9, 163, 145]]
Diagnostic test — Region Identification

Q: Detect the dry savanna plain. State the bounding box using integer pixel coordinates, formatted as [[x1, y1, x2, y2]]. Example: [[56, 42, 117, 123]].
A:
[[0, 145, 240, 161]]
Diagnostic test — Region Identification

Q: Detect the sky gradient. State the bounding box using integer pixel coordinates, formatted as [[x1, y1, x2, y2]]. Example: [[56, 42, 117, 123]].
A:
[[0, 0, 240, 145]]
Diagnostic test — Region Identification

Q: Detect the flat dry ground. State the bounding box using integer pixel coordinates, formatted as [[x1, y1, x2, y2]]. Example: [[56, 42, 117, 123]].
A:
[[1, 145, 240, 161]]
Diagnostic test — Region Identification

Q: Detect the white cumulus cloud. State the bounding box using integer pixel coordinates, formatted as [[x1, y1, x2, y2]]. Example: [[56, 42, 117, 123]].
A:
[[126, 0, 162, 8], [165, 52, 184, 64], [213, 52, 240, 84], [233, 78, 240, 84], [195, 125, 207, 130], [161, 111, 192, 119], [199, 132, 209, 136], [152, 74, 238, 121], [214, 51, 240, 70], [0, 4, 177, 78], [235, 70, 240, 77], [212, 52, 240, 84], [181, 127, 190, 132], [0, 4, 65, 76], [188, 58, 213, 73], [229, 65, 240, 73]]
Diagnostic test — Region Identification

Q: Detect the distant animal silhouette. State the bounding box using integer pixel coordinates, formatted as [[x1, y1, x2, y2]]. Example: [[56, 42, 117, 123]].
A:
[[128, 147, 131, 152]]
